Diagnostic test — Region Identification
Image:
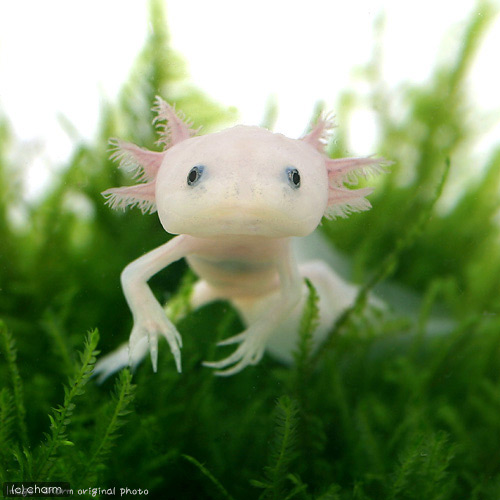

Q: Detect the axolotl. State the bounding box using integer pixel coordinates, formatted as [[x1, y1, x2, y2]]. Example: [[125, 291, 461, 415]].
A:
[[95, 97, 386, 377]]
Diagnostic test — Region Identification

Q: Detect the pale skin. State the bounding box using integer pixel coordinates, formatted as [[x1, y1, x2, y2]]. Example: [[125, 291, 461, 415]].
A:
[[121, 234, 301, 375], [95, 97, 387, 378]]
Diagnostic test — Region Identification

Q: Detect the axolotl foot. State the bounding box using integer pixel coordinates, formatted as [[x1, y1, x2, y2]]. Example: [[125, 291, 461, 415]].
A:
[[94, 338, 148, 383], [94, 320, 183, 382], [203, 326, 267, 376]]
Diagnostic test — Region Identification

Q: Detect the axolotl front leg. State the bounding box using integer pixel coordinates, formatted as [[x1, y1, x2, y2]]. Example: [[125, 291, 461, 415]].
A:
[[201, 244, 303, 376], [117, 234, 197, 373], [96, 234, 303, 378]]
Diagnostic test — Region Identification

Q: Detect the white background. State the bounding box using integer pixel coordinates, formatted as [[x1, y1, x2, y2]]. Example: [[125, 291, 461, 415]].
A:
[[0, 0, 499, 199]]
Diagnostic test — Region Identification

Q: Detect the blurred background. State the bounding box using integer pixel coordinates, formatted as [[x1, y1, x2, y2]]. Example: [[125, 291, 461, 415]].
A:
[[1, 1, 500, 498], [1, 0, 499, 198]]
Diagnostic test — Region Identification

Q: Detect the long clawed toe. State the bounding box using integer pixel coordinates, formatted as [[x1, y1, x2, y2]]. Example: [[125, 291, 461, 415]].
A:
[[216, 331, 247, 346], [172, 347, 182, 373], [149, 335, 159, 372], [214, 360, 252, 377], [202, 345, 245, 370], [203, 338, 265, 376]]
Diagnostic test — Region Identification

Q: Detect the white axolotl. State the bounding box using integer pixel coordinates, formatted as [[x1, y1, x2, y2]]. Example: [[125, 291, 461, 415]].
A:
[[95, 97, 386, 378]]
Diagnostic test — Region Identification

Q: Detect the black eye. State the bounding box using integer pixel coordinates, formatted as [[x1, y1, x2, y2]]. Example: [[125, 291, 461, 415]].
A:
[[287, 167, 301, 189], [187, 165, 204, 186]]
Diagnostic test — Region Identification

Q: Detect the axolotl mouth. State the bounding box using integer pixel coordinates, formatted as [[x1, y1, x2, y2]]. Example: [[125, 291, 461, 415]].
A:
[[219, 219, 263, 234], [193, 206, 288, 237], [164, 203, 318, 238], [206, 208, 269, 234]]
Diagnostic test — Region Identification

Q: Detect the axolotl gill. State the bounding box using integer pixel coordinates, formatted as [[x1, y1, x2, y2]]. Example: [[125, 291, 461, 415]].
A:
[[95, 97, 387, 378]]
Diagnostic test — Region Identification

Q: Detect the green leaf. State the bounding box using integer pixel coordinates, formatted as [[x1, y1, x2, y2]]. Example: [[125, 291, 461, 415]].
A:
[[0, 321, 28, 447], [182, 454, 235, 500], [34, 329, 100, 481], [80, 368, 136, 482]]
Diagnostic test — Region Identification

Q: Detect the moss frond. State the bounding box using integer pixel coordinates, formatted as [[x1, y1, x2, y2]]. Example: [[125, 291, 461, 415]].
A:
[[389, 432, 456, 500], [81, 368, 136, 482], [293, 278, 320, 380], [34, 329, 100, 481], [0, 388, 15, 473], [182, 454, 235, 500], [253, 396, 300, 500], [0, 321, 28, 447]]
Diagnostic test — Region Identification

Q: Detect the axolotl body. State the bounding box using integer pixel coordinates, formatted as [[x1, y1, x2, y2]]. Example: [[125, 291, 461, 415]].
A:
[[95, 98, 385, 377]]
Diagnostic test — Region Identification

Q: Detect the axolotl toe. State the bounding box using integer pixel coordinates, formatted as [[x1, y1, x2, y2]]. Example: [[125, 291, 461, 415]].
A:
[[95, 97, 387, 378]]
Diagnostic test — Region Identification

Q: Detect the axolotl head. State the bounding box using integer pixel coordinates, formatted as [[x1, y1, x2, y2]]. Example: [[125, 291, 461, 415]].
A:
[[155, 125, 329, 238], [103, 97, 386, 238]]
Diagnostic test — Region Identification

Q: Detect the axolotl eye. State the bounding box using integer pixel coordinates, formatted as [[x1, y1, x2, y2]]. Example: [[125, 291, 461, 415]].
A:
[[286, 167, 301, 189], [187, 165, 205, 186]]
